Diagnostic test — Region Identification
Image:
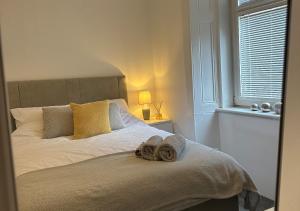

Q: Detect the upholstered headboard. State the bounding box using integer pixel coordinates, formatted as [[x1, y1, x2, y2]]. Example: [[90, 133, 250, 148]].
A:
[[7, 76, 127, 129]]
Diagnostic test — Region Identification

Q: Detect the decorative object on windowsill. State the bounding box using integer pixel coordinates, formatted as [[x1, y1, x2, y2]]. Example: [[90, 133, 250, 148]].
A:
[[261, 102, 271, 112], [250, 103, 259, 111], [138, 90, 152, 120], [274, 102, 282, 115], [153, 101, 163, 120]]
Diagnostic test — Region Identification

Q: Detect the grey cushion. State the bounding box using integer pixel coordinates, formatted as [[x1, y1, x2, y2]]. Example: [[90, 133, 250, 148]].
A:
[[43, 106, 74, 139], [109, 103, 125, 130]]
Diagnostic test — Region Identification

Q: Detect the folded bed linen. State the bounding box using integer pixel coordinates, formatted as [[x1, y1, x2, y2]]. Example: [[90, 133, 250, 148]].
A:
[[12, 124, 169, 177]]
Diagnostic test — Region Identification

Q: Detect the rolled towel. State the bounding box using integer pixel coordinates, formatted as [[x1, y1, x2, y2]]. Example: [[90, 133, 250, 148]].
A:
[[140, 135, 163, 161], [135, 142, 144, 158], [158, 135, 186, 162]]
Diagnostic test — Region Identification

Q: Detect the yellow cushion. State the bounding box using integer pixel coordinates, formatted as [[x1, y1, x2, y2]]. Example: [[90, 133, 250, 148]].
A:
[[70, 101, 111, 139]]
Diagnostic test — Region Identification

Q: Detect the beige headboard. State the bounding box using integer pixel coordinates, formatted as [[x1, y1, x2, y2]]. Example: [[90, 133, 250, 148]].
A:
[[7, 76, 127, 129]]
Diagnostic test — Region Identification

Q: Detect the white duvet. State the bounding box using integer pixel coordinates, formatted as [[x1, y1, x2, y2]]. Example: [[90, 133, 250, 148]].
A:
[[11, 115, 172, 177]]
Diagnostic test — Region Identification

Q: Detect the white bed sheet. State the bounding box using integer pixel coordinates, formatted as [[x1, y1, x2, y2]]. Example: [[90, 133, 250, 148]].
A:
[[11, 115, 172, 177]]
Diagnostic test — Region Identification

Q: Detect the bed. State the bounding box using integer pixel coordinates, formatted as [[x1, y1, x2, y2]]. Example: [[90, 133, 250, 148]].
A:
[[8, 76, 257, 211]]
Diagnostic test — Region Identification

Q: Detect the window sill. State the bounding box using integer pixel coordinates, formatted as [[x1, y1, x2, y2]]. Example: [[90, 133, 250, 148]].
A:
[[216, 107, 281, 120]]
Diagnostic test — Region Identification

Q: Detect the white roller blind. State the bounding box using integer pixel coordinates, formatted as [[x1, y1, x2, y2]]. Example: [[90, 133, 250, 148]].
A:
[[239, 5, 287, 100]]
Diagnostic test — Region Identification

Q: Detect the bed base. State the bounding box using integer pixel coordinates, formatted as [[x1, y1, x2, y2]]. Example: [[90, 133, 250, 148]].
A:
[[184, 196, 239, 211]]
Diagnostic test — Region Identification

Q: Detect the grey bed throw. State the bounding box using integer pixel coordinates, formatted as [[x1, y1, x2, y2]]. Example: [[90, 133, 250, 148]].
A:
[[16, 141, 257, 211]]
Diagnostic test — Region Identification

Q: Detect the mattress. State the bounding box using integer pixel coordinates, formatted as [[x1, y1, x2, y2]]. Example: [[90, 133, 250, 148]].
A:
[[11, 114, 258, 211]]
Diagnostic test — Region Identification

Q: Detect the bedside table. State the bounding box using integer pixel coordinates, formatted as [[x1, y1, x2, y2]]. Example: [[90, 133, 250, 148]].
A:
[[145, 119, 173, 133]]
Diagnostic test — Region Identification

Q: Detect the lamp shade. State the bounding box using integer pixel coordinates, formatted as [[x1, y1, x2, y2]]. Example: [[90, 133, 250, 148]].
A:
[[138, 90, 151, 105]]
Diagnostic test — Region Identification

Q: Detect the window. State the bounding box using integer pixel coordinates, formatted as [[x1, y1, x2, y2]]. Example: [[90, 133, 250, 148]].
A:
[[238, 0, 252, 6], [233, 0, 288, 106]]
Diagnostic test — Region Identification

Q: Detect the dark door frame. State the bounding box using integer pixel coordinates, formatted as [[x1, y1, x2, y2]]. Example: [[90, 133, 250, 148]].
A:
[[0, 31, 18, 210]]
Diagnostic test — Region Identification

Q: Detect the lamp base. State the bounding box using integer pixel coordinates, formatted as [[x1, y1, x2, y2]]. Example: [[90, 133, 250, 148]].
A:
[[142, 109, 150, 120]]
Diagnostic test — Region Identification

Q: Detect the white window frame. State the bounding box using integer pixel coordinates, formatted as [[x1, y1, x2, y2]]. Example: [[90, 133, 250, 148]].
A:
[[232, 0, 288, 106]]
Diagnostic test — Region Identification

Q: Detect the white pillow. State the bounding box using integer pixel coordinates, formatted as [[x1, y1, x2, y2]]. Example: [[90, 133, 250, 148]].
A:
[[109, 103, 125, 130], [109, 99, 129, 112], [11, 107, 43, 137], [11, 107, 43, 128], [11, 122, 43, 138]]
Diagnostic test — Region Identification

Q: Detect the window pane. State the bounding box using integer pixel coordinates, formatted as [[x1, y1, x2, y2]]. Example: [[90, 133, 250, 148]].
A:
[[238, 0, 252, 6], [239, 6, 287, 100]]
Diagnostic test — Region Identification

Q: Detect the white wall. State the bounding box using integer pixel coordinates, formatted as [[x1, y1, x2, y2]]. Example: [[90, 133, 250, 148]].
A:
[[278, 0, 300, 210], [0, 0, 155, 115], [216, 0, 282, 200], [149, 0, 196, 141], [0, 0, 197, 138], [219, 112, 280, 200]]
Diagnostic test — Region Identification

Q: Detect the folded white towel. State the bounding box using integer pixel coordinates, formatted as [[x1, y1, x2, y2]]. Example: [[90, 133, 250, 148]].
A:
[[140, 135, 163, 161], [157, 135, 186, 162]]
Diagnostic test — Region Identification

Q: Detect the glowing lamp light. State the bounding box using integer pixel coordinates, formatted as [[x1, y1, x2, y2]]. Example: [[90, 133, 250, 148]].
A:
[[139, 90, 151, 105]]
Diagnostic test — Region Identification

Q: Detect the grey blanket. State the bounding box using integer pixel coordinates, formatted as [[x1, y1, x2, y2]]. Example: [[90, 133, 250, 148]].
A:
[[17, 141, 257, 211]]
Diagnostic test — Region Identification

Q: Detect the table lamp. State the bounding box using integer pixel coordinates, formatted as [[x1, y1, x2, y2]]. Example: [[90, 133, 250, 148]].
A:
[[139, 90, 151, 120]]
